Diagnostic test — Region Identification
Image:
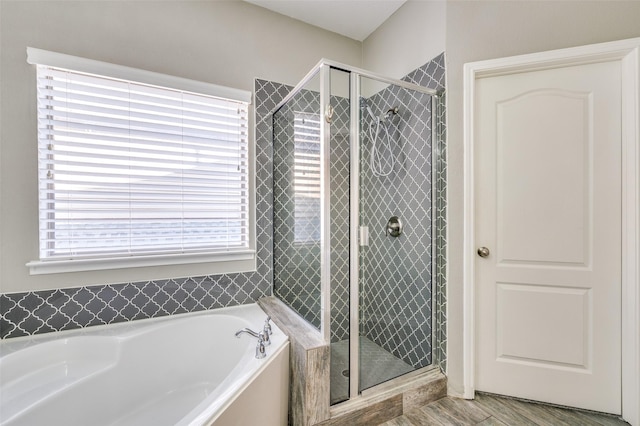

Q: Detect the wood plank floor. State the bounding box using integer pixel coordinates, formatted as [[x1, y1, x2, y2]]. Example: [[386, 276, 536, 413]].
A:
[[379, 393, 629, 426]]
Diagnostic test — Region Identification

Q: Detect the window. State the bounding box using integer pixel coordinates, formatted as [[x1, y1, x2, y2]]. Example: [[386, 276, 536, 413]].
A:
[[26, 48, 254, 274], [293, 112, 321, 243]]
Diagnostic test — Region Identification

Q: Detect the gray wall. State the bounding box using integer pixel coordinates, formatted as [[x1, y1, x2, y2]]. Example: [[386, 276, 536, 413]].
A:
[[0, 0, 362, 295], [444, 0, 640, 397], [362, 0, 446, 80], [0, 0, 361, 337]]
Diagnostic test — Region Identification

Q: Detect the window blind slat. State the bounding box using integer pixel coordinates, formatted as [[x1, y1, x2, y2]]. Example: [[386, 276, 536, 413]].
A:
[[36, 64, 250, 260], [293, 112, 321, 244], [39, 121, 247, 146], [37, 98, 248, 127], [38, 69, 248, 113], [41, 132, 247, 154], [40, 155, 247, 173], [40, 117, 246, 141], [37, 90, 246, 125]]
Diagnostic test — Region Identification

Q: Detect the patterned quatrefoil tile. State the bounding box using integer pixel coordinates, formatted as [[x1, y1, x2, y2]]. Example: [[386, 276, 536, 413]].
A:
[[1, 55, 447, 373]]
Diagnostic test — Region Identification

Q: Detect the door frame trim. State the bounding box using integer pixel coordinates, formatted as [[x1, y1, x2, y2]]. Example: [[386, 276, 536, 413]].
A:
[[462, 37, 640, 425]]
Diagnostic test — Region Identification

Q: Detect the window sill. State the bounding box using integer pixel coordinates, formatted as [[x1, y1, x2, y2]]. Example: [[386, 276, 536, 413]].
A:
[[26, 250, 256, 275]]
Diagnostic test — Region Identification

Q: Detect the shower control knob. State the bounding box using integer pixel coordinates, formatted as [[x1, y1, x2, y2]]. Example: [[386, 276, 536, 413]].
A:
[[477, 247, 490, 258], [386, 216, 403, 237]]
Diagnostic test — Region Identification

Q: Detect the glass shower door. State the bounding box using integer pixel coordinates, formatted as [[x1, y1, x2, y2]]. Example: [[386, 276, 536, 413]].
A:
[[357, 75, 435, 392], [272, 71, 323, 330]]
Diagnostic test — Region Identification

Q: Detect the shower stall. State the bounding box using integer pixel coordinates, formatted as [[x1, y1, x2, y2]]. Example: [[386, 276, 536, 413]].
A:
[[272, 59, 444, 405]]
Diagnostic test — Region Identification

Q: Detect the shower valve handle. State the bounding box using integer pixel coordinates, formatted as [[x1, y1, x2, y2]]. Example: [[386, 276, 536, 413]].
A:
[[386, 216, 403, 237]]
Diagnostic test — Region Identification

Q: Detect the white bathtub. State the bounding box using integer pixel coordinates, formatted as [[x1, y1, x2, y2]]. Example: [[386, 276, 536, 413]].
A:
[[0, 303, 289, 426]]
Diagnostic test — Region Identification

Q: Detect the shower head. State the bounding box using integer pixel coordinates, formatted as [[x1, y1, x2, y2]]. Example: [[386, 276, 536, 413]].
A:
[[359, 98, 377, 121], [360, 100, 399, 123], [366, 106, 376, 121], [360, 102, 378, 121]]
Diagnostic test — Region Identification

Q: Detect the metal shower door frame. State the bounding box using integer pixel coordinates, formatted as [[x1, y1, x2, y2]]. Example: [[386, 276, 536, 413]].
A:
[[272, 59, 442, 401], [346, 67, 442, 400]]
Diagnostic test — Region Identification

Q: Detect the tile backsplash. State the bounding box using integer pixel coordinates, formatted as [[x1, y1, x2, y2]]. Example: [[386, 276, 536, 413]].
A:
[[0, 275, 266, 338]]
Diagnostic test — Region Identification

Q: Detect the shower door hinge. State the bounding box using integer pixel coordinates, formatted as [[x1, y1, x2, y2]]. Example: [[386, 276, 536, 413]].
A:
[[325, 104, 334, 123]]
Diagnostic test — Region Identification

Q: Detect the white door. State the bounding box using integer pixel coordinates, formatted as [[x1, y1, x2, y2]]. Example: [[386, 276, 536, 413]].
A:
[[474, 60, 622, 414]]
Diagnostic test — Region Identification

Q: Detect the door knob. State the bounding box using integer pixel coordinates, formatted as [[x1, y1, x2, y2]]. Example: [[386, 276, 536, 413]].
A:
[[477, 247, 490, 258]]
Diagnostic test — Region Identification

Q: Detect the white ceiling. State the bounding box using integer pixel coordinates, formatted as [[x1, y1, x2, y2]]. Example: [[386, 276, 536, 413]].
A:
[[244, 0, 407, 42]]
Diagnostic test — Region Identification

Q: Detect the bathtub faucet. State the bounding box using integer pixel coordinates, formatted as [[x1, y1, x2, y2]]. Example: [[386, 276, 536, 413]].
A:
[[264, 316, 272, 337], [235, 328, 268, 359], [236, 326, 271, 346]]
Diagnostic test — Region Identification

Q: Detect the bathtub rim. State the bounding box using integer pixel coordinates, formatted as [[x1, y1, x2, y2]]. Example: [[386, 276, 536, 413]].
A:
[[0, 303, 289, 426]]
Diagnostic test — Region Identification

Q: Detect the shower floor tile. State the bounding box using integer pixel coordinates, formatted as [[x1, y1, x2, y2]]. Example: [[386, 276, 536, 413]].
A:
[[330, 336, 415, 405]]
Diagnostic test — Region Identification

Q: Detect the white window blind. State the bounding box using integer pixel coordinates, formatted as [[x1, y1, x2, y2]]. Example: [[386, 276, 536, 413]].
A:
[[293, 112, 321, 243], [35, 65, 250, 262]]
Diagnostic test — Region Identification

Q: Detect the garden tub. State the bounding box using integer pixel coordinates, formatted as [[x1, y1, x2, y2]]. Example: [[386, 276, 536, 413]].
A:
[[0, 303, 289, 425]]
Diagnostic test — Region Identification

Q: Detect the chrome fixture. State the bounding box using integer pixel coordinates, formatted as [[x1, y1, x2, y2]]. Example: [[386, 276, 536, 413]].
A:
[[386, 216, 403, 237], [361, 97, 399, 177], [235, 328, 268, 359], [264, 316, 273, 337], [384, 106, 399, 119], [235, 327, 270, 346]]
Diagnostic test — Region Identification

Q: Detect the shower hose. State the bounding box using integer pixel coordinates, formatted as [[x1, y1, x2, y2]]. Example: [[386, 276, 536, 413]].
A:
[[366, 107, 397, 177]]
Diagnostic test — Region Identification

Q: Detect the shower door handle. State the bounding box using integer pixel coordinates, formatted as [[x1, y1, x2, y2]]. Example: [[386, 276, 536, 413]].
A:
[[477, 247, 490, 258]]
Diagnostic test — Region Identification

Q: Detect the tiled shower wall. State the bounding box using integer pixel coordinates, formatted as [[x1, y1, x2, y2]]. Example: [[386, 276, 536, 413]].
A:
[[359, 88, 434, 369], [0, 79, 289, 339], [406, 53, 447, 371], [359, 53, 446, 370]]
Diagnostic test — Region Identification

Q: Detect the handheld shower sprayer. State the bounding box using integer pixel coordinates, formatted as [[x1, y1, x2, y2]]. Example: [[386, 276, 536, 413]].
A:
[[360, 97, 399, 177]]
